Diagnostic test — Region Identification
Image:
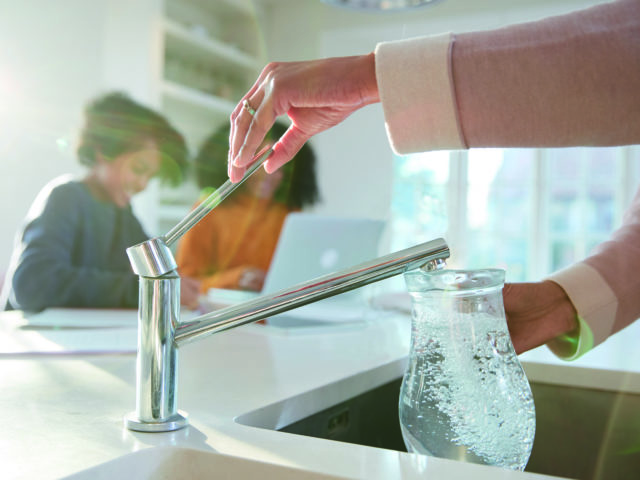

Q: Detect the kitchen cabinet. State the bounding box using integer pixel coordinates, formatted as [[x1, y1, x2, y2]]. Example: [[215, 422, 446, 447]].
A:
[[156, 0, 263, 234]]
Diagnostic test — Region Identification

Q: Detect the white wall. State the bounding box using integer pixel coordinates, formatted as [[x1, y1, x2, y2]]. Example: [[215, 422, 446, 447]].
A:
[[0, 0, 159, 276], [0, 1, 107, 275], [259, 0, 604, 227]]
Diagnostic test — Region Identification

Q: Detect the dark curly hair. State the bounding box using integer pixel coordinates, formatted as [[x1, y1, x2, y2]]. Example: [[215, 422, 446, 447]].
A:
[[195, 122, 320, 209], [76, 92, 187, 186]]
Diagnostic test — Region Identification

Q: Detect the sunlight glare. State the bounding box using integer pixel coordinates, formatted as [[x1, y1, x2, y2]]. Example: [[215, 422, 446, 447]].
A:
[[467, 149, 504, 228]]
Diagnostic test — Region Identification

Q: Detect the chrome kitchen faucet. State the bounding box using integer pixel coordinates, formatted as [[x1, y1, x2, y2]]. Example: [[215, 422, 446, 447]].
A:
[[124, 148, 450, 432]]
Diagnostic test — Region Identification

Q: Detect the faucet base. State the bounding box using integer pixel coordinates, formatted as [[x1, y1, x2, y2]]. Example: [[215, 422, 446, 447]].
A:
[[124, 411, 189, 433]]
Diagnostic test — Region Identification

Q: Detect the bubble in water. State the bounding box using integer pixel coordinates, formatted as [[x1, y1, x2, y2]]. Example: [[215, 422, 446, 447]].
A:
[[399, 312, 536, 470]]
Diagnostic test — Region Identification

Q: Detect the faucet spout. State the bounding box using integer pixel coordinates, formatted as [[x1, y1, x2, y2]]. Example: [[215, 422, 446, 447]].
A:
[[175, 238, 449, 347], [124, 236, 449, 432], [123, 137, 450, 432]]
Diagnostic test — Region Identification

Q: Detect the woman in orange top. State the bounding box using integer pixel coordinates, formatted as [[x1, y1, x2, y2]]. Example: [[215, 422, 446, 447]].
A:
[[176, 122, 319, 292]]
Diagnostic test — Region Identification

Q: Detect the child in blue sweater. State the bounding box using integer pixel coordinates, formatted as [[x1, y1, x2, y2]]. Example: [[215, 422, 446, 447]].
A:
[[2, 92, 200, 311]]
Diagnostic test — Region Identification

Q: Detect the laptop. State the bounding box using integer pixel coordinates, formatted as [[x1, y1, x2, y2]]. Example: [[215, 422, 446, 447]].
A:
[[262, 212, 385, 327], [263, 213, 384, 292], [205, 213, 386, 327]]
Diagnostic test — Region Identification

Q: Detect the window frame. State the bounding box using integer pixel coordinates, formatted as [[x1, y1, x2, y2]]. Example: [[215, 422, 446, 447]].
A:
[[392, 146, 640, 281]]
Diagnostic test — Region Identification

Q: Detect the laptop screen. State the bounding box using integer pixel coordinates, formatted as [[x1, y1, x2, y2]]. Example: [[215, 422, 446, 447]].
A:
[[262, 212, 386, 295]]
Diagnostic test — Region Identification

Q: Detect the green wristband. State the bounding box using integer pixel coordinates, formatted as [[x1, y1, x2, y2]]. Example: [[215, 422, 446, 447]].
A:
[[546, 315, 594, 361]]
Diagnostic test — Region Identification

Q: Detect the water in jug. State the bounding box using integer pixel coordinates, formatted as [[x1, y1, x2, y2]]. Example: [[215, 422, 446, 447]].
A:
[[399, 268, 535, 470]]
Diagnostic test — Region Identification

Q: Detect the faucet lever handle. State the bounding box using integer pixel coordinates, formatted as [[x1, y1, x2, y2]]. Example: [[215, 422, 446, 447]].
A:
[[126, 147, 274, 278], [163, 146, 273, 247]]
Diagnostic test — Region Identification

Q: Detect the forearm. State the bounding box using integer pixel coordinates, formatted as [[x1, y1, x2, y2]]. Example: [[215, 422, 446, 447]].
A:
[[375, 0, 640, 153], [454, 0, 640, 148]]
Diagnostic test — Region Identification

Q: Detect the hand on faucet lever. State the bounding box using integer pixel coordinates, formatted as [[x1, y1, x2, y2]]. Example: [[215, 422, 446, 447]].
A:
[[180, 276, 202, 310]]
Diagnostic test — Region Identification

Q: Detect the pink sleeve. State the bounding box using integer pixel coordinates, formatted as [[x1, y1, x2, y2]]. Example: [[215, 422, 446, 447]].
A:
[[549, 187, 640, 347], [453, 0, 640, 148], [375, 33, 466, 153], [374, 0, 640, 152]]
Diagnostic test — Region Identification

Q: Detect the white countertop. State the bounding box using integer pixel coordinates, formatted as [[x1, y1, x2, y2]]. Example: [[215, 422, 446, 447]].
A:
[[2, 306, 637, 480]]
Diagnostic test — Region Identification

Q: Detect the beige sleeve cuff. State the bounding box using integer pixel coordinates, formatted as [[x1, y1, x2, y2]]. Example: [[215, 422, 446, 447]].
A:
[[546, 262, 618, 351], [374, 33, 465, 154]]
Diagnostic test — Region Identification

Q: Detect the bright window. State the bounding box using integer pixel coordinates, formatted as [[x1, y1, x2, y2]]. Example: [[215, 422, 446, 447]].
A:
[[391, 147, 640, 282]]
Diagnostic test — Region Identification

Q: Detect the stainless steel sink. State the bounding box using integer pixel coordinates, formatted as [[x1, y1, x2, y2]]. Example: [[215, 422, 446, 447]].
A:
[[236, 372, 640, 479]]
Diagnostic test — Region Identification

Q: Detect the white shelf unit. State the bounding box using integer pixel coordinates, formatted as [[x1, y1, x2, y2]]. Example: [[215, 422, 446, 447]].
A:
[[163, 18, 261, 73], [156, 0, 263, 233], [161, 79, 236, 116]]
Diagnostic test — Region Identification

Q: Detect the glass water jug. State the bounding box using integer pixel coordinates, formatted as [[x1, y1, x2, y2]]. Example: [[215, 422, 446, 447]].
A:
[[399, 269, 535, 470]]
